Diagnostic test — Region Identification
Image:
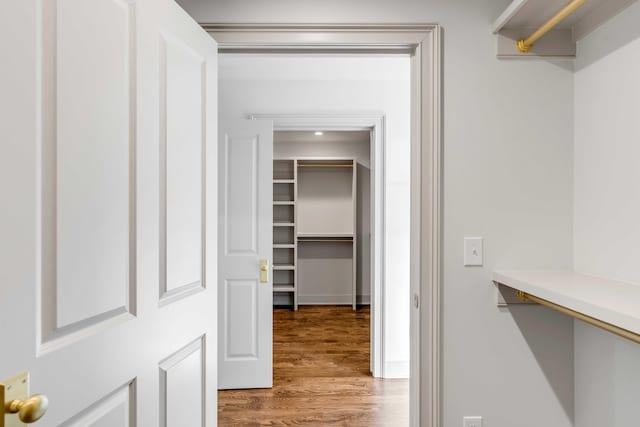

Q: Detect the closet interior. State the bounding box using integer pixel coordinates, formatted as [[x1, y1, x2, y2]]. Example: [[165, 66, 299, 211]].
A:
[[272, 131, 371, 310]]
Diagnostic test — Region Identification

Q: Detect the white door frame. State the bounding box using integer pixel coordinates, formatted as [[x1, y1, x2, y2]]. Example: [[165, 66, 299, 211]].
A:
[[250, 113, 386, 378], [206, 24, 442, 427]]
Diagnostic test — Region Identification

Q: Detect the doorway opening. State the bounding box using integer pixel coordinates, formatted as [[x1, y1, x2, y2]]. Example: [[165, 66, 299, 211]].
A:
[[217, 52, 412, 425], [210, 23, 442, 427]]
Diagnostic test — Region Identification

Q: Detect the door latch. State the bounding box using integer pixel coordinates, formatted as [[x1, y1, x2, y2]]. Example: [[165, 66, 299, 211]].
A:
[[260, 259, 269, 283]]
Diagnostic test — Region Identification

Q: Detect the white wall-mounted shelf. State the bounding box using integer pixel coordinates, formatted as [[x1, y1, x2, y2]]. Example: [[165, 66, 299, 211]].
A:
[[493, 270, 640, 343], [493, 0, 637, 58], [297, 233, 354, 238]]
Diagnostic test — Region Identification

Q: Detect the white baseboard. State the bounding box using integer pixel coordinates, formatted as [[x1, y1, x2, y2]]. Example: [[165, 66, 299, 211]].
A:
[[274, 294, 371, 306], [298, 294, 352, 305], [298, 294, 371, 305], [384, 360, 410, 379]]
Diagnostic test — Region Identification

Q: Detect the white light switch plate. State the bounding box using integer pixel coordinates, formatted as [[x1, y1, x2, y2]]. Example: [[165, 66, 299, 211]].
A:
[[464, 416, 483, 427], [464, 237, 483, 266]]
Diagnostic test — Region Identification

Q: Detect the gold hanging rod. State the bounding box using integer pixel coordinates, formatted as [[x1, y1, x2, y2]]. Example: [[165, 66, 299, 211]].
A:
[[297, 164, 353, 168], [516, 0, 585, 53], [516, 291, 640, 345]]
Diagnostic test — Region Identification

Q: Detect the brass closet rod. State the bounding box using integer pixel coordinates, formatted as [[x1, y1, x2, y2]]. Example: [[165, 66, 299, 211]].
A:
[[517, 0, 585, 53], [517, 291, 640, 345]]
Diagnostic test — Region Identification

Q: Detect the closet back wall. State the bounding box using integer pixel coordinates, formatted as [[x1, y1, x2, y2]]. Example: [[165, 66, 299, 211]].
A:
[[274, 131, 371, 305]]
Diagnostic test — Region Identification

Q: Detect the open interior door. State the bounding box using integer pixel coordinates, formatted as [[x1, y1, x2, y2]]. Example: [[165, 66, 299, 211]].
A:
[[218, 120, 274, 389], [0, 0, 218, 425]]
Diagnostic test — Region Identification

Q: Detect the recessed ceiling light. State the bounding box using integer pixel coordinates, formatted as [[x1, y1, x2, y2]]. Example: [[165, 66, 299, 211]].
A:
[[314, 131, 323, 136]]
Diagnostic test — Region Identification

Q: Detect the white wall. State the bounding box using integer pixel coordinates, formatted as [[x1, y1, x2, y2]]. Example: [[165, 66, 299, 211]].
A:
[[217, 55, 412, 378], [274, 131, 372, 304], [574, 4, 640, 426], [177, 0, 576, 425]]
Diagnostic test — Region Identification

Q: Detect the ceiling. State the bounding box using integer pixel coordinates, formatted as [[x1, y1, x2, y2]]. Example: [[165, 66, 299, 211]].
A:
[[274, 130, 370, 144]]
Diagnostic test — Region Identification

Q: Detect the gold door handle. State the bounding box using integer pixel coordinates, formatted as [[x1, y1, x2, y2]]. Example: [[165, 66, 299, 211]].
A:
[[5, 394, 49, 423], [260, 259, 269, 283], [1, 372, 48, 425]]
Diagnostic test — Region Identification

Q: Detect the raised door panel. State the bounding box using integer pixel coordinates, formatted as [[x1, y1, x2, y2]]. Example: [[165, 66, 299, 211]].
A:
[[224, 280, 258, 359], [160, 338, 204, 427], [160, 34, 205, 303], [223, 134, 259, 256], [41, 0, 136, 347], [61, 383, 135, 427]]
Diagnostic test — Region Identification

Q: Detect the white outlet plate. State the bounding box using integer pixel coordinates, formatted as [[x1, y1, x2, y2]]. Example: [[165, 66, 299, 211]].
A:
[[464, 237, 483, 266], [464, 416, 483, 427]]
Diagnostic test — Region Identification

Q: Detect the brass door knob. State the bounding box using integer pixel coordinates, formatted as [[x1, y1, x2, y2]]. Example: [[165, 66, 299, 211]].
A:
[[5, 394, 49, 423]]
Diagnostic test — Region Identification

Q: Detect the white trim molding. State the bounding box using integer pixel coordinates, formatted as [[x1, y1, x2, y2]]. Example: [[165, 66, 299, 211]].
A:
[[208, 24, 442, 427]]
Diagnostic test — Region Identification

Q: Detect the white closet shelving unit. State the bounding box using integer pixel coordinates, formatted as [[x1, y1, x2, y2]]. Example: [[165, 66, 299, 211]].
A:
[[272, 158, 357, 310], [297, 159, 357, 310], [273, 159, 298, 309]]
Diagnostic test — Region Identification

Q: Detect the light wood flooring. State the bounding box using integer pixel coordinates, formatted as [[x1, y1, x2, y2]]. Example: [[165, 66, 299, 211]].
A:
[[218, 305, 409, 426]]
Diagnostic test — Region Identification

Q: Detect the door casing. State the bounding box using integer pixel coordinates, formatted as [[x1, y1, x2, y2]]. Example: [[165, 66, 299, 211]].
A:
[[205, 24, 442, 427]]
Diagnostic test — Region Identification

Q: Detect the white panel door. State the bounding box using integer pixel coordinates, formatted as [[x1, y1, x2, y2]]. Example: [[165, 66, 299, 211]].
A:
[[0, 1, 218, 425], [219, 120, 273, 389]]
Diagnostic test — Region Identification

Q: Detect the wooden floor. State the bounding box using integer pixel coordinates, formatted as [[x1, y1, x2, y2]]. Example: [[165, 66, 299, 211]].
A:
[[218, 305, 409, 426]]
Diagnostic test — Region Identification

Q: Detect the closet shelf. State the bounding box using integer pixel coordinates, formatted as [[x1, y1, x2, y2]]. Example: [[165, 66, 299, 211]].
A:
[[493, 270, 640, 344], [273, 284, 295, 292], [492, 0, 635, 58], [273, 265, 295, 271], [273, 201, 295, 205], [273, 244, 295, 249], [273, 179, 295, 184], [273, 223, 295, 227], [297, 232, 353, 238]]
